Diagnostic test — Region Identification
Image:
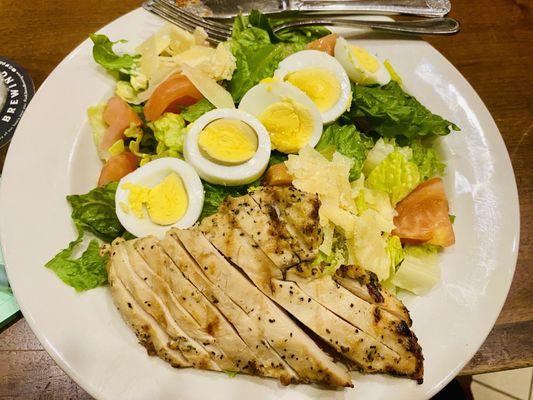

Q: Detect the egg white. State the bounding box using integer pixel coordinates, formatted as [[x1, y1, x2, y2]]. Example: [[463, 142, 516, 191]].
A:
[[334, 37, 391, 86], [238, 81, 323, 152], [274, 50, 352, 124], [184, 109, 271, 186], [115, 157, 204, 239]]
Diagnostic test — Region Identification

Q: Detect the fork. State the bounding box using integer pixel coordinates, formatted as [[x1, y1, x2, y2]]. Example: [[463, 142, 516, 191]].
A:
[[143, 0, 460, 44]]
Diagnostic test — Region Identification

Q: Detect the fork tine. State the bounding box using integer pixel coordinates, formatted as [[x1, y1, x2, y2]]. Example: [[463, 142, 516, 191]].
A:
[[146, 1, 231, 42], [157, 0, 231, 33]]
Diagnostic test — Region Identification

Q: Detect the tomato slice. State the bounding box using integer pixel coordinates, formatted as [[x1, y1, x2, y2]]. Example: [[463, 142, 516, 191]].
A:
[[392, 177, 455, 247], [144, 73, 203, 121], [100, 96, 142, 155], [307, 33, 338, 56], [98, 152, 139, 187]]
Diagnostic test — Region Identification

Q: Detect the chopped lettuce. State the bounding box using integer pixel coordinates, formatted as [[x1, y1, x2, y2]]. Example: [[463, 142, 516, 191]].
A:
[[180, 99, 215, 123], [201, 182, 249, 220], [410, 139, 445, 181], [115, 81, 139, 103], [391, 245, 441, 295], [90, 34, 140, 76], [46, 183, 126, 292], [315, 124, 374, 181], [367, 151, 420, 205], [362, 138, 395, 176], [87, 104, 107, 159], [386, 235, 404, 270], [147, 113, 187, 159], [348, 81, 460, 140]]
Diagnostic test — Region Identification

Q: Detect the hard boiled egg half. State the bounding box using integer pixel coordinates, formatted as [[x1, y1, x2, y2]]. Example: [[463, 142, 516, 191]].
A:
[[115, 158, 204, 238], [239, 81, 323, 154], [274, 50, 352, 124], [184, 109, 271, 185], [334, 37, 391, 86]]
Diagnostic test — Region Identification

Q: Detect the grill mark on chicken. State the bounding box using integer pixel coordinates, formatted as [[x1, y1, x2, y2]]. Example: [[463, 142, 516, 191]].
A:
[[334, 265, 412, 325]]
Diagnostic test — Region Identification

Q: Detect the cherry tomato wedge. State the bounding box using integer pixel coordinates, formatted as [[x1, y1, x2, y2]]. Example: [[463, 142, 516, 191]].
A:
[[307, 33, 338, 56], [392, 177, 455, 247], [98, 152, 139, 187], [100, 96, 142, 155], [144, 73, 203, 121]]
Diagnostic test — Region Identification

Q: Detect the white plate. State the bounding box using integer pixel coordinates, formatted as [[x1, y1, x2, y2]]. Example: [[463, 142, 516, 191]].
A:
[[0, 8, 519, 400]]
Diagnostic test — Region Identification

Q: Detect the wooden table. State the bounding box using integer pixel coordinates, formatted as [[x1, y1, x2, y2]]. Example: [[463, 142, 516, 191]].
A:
[[0, 0, 531, 398]]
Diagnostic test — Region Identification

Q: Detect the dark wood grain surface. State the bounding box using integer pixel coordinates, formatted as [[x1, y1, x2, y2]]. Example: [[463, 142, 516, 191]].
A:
[[0, 0, 531, 398]]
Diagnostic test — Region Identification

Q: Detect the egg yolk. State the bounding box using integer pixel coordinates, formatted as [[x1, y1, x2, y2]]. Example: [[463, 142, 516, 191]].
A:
[[285, 68, 340, 112], [198, 119, 258, 164], [121, 172, 188, 226], [350, 46, 379, 73], [259, 98, 314, 154]]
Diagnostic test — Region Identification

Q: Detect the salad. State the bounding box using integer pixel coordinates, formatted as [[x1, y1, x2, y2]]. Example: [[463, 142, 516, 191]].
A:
[[46, 11, 458, 296]]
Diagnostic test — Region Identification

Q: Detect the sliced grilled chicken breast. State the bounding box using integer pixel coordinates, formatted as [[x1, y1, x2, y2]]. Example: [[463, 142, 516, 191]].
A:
[[161, 230, 299, 385], [250, 186, 321, 260], [176, 227, 353, 388], [202, 211, 422, 380], [286, 265, 423, 380], [132, 237, 262, 374], [108, 244, 190, 368], [335, 265, 412, 325], [223, 195, 299, 269], [110, 240, 219, 370]]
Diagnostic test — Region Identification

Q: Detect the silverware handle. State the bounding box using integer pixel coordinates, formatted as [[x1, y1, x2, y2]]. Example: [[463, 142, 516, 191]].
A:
[[293, 0, 451, 17], [273, 17, 460, 35]]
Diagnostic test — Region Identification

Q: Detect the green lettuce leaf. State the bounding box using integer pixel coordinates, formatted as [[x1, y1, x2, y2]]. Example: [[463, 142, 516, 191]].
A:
[[387, 235, 404, 270], [87, 104, 107, 159], [268, 151, 288, 167], [315, 124, 374, 181], [410, 139, 445, 181], [391, 244, 441, 295], [367, 151, 420, 205], [348, 81, 460, 140], [181, 99, 215, 123], [228, 12, 307, 102], [46, 182, 126, 292], [90, 34, 140, 76], [67, 182, 125, 242], [45, 231, 109, 292], [201, 182, 249, 220], [148, 112, 187, 156]]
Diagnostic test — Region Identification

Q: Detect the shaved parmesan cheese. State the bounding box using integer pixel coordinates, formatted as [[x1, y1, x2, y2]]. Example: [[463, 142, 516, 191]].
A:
[[181, 64, 235, 109]]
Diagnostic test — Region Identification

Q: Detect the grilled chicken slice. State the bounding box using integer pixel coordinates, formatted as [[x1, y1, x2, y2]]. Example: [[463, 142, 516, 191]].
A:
[[108, 252, 191, 368], [132, 237, 262, 374], [160, 230, 299, 385], [176, 227, 353, 388], [202, 211, 422, 380], [250, 186, 320, 261], [286, 265, 423, 380], [110, 240, 219, 370], [223, 195, 299, 269], [334, 265, 412, 325]]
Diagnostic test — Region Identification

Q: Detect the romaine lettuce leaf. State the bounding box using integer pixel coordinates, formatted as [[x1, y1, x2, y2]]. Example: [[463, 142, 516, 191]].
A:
[[148, 112, 187, 156], [46, 182, 127, 292], [391, 244, 441, 295], [87, 104, 107, 160], [228, 12, 307, 102], [181, 99, 215, 123], [315, 124, 374, 181], [90, 34, 140, 76], [410, 139, 445, 181], [45, 231, 109, 292], [367, 151, 420, 205], [200, 182, 249, 220], [67, 182, 125, 242], [348, 81, 459, 140], [386, 235, 404, 270]]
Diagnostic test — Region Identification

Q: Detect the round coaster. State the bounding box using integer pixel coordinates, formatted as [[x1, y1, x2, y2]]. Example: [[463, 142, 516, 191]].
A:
[[0, 57, 35, 148]]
